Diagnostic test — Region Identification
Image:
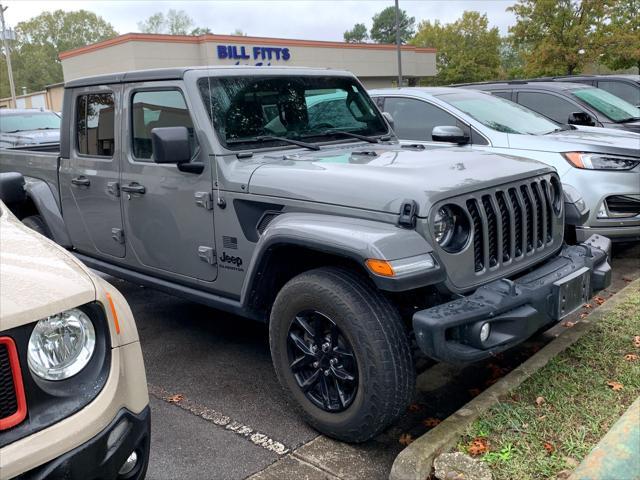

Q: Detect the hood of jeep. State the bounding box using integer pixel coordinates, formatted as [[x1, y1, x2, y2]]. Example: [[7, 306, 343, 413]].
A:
[[248, 145, 553, 216]]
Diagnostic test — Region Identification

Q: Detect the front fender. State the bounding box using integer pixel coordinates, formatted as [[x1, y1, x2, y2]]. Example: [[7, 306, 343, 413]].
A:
[[24, 177, 72, 248], [241, 213, 445, 299]]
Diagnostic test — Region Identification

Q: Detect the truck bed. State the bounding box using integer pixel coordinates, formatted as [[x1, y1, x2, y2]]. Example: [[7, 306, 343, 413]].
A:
[[0, 147, 60, 206]]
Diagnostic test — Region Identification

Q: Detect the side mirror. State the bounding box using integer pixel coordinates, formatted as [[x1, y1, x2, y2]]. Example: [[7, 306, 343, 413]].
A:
[[432, 125, 470, 144], [151, 127, 191, 164], [567, 111, 595, 126], [382, 111, 395, 130], [0, 172, 26, 205]]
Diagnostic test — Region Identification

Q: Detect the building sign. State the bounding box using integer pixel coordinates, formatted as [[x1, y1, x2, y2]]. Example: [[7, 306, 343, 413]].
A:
[[216, 45, 291, 66]]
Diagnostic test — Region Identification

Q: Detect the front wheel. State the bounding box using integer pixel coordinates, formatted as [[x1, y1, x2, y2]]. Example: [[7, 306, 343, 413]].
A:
[[269, 267, 415, 442]]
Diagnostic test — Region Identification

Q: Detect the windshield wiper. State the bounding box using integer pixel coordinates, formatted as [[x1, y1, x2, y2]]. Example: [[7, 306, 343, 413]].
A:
[[227, 135, 320, 151], [36, 127, 57, 130], [313, 129, 390, 144], [616, 116, 640, 123], [3, 129, 21, 133]]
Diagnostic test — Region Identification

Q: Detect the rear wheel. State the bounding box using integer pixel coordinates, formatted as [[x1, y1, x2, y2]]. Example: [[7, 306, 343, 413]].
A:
[[269, 266, 414, 442], [22, 215, 51, 239]]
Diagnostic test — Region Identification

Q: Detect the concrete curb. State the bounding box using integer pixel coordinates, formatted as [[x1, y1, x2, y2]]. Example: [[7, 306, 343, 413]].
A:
[[389, 278, 640, 480]]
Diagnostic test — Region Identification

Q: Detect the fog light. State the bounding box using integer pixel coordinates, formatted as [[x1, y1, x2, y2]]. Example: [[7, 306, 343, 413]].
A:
[[479, 323, 491, 343], [118, 451, 138, 476]]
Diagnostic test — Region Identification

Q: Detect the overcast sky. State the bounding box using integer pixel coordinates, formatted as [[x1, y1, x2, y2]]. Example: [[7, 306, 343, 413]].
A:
[[3, 1, 517, 41]]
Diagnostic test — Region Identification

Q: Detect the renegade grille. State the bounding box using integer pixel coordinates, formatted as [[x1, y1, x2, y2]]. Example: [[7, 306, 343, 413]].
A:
[[0, 343, 19, 422], [466, 178, 559, 274]]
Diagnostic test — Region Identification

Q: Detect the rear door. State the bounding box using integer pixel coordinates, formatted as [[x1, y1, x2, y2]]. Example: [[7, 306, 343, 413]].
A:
[[119, 82, 217, 282], [59, 85, 125, 258]]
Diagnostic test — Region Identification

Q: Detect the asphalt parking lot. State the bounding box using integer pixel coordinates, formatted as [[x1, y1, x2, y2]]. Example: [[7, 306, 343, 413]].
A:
[[100, 242, 640, 480]]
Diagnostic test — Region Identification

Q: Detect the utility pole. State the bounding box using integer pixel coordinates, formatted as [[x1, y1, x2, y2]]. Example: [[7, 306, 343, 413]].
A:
[[0, 3, 17, 108], [394, 0, 403, 87]]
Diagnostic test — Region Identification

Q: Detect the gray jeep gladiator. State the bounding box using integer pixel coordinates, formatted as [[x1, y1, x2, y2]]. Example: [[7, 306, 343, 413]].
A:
[[0, 66, 612, 442]]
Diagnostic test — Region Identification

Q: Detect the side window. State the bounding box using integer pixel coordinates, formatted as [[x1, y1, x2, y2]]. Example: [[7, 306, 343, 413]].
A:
[[131, 90, 196, 160], [76, 93, 115, 156], [597, 81, 639, 106], [491, 91, 512, 101], [383, 97, 458, 141], [517, 91, 578, 124]]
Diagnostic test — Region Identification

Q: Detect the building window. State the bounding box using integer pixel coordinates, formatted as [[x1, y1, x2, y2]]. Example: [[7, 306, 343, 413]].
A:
[[76, 93, 115, 157], [131, 90, 196, 160]]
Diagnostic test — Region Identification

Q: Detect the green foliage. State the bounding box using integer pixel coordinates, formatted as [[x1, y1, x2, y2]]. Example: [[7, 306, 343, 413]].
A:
[[230, 29, 246, 37], [370, 6, 415, 44], [344, 23, 368, 43], [597, 0, 640, 71], [508, 0, 609, 76], [137, 9, 194, 35], [1, 10, 117, 98], [412, 11, 501, 85]]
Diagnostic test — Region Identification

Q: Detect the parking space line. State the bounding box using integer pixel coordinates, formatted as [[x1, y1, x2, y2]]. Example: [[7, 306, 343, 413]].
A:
[[148, 384, 291, 456]]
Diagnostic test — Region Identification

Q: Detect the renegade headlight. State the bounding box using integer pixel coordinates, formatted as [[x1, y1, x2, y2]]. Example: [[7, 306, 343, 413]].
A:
[[564, 152, 639, 171], [27, 308, 96, 381], [432, 204, 470, 253]]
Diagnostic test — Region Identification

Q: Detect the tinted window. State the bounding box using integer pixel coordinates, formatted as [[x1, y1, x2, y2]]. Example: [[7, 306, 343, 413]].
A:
[[491, 91, 512, 100], [131, 90, 196, 160], [597, 81, 639, 106], [517, 91, 578, 124], [198, 75, 387, 150], [76, 93, 114, 156], [383, 97, 457, 141]]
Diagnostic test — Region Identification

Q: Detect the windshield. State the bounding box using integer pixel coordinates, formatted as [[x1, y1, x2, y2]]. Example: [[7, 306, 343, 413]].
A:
[[572, 87, 640, 122], [439, 91, 561, 135], [198, 75, 388, 150], [0, 111, 61, 133]]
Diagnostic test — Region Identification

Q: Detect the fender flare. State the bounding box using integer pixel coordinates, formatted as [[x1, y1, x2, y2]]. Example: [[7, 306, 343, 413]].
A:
[[23, 177, 73, 248], [240, 212, 444, 304]]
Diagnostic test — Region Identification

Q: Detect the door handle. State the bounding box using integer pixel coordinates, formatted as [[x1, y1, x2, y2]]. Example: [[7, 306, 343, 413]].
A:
[[71, 176, 90, 186], [121, 183, 146, 195]]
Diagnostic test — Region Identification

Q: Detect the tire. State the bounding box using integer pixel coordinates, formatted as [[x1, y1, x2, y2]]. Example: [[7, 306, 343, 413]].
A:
[[22, 215, 51, 239], [269, 266, 415, 442]]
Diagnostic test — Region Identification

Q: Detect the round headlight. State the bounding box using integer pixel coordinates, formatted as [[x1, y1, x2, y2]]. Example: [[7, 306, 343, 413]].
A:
[[27, 308, 96, 381], [433, 206, 455, 246]]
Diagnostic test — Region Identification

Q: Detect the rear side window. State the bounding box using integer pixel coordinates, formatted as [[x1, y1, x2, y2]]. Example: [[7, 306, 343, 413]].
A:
[[491, 91, 512, 101], [383, 97, 458, 141], [76, 93, 115, 156], [517, 91, 578, 124], [131, 90, 196, 160], [597, 81, 640, 106]]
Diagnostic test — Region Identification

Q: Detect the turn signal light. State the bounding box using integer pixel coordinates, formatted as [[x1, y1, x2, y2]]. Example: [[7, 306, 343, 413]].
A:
[[365, 259, 395, 277]]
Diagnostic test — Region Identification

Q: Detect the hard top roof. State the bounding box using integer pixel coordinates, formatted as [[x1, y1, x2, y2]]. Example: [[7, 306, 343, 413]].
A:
[[455, 80, 592, 91]]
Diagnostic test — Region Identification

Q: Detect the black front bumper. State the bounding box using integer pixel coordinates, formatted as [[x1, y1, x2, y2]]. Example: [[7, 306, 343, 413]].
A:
[[19, 406, 150, 480], [413, 234, 612, 364]]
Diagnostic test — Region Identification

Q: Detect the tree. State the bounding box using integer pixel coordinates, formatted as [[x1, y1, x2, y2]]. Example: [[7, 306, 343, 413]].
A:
[[1, 10, 117, 97], [411, 11, 501, 85], [500, 37, 526, 79], [597, 0, 639, 72], [231, 29, 247, 36], [370, 6, 415, 44], [137, 9, 194, 35], [344, 23, 368, 43], [508, 0, 608, 76], [191, 27, 213, 36]]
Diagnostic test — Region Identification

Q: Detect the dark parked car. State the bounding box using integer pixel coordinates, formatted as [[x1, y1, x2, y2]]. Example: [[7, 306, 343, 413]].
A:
[[0, 108, 61, 148], [534, 75, 640, 107], [456, 81, 640, 134]]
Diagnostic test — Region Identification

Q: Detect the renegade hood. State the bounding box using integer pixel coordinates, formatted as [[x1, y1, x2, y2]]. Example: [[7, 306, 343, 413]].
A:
[[248, 145, 553, 216]]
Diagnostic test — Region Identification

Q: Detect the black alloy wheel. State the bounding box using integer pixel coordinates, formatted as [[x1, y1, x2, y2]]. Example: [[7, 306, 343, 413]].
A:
[[287, 310, 358, 412]]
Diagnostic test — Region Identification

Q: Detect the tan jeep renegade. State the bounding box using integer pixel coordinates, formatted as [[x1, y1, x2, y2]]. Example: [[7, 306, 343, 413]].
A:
[[0, 173, 150, 480]]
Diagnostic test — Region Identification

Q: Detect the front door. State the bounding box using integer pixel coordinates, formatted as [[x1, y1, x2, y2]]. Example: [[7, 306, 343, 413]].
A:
[[119, 83, 217, 282], [59, 86, 125, 258]]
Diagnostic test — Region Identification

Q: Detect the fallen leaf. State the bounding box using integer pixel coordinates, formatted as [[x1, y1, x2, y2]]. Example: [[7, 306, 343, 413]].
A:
[[594, 296, 606, 306], [622, 276, 632, 283], [607, 381, 624, 391], [399, 433, 414, 446], [633, 336, 640, 348], [408, 403, 422, 413], [467, 437, 489, 456], [167, 393, 184, 403], [422, 417, 441, 428], [468, 388, 481, 397], [579, 313, 589, 319], [535, 396, 546, 406], [563, 321, 576, 328], [624, 353, 639, 361], [556, 470, 572, 479], [543, 442, 555, 454], [583, 303, 593, 309]]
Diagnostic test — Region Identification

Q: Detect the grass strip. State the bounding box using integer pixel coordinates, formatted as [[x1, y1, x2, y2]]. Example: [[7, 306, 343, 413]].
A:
[[456, 284, 640, 480]]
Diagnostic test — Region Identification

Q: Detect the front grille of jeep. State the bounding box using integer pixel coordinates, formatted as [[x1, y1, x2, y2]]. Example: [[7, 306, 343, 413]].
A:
[[466, 178, 558, 274]]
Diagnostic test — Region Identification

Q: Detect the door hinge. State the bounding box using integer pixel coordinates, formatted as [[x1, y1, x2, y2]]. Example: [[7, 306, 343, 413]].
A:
[[398, 199, 418, 229], [195, 192, 214, 210], [197, 246, 216, 265], [111, 228, 125, 244], [107, 181, 120, 197]]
